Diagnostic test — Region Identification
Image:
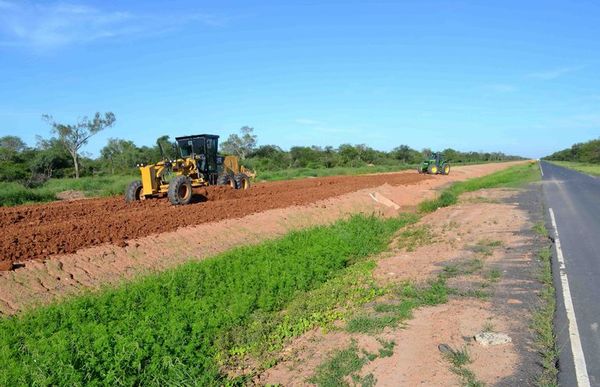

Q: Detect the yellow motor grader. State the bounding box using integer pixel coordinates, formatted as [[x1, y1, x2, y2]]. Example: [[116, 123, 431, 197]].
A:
[[125, 134, 254, 205]]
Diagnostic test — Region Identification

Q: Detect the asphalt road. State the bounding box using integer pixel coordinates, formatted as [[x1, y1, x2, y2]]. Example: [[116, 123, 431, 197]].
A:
[[541, 161, 600, 386]]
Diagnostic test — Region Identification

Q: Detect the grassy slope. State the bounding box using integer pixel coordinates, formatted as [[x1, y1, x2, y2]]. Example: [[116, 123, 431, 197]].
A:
[[546, 160, 600, 176], [0, 162, 542, 385], [0, 214, 417, 385]]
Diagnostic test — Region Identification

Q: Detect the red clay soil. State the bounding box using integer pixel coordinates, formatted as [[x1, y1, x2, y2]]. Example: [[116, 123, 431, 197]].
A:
[[0, 173, 431, 269]]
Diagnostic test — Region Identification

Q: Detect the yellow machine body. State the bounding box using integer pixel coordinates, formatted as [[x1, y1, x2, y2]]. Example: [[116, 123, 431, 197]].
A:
[[125, 134, 254, 205]]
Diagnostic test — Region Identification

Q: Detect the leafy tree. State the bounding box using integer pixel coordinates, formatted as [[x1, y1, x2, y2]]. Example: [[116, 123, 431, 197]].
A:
[[30, 136, 72, 178], [220, 126, 257, 159], [100, 138, 140, 174], [0, 136, 29, 181], [0, 136, 26, 160], [42, 112, 116, 178], [545, 138, 600, 163]]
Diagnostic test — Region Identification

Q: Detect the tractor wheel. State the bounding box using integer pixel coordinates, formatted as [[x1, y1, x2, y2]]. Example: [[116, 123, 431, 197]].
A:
[[427, 164, 438, 174], [234, 173, 251, 190], [168, 175, 193, 205], [125, 180, 143, 203], [217, 174, 236, 188], [442, 163, 451, 175]]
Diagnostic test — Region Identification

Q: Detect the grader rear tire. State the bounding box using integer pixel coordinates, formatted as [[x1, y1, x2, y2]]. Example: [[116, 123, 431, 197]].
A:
[[125, 180, 143, 203], [217, 174, 236, 189], [234, 173, 251, 190], [168, 176, 193, 205]]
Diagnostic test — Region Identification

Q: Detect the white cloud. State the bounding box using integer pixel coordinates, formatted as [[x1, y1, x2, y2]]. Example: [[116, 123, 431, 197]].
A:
[[528, 66, 583, 80], [0, 1, 227, 51]]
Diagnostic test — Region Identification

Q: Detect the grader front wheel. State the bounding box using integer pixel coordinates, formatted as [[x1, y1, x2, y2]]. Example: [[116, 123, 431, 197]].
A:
[[125, 180, 143, 202], [168, 176, 193, 205]]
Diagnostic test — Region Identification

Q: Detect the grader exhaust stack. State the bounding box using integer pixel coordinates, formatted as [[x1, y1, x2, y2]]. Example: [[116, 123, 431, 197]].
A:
[[125, 134, 253, 205]]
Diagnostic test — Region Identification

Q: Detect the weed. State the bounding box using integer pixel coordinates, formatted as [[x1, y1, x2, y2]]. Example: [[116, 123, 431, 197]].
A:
[[308, 341, 367, 387], [533, 221, 549, 238], [308, 338, 393, 386], [442, 346, 485, 387], [419, 163, 541, 213], [448, 287, 489, 299], [377, 339, 396, 358], [0, 214, 417, 386], [470, 239, 502, 257], [486, 268, 502, 283], [396, 225, 434, 251], [352, 373, 376, 387], [532, 247, 558, 386], [442, 259, 484, 278], [346, 278, 448, 334], [482, 321, 495, 333]]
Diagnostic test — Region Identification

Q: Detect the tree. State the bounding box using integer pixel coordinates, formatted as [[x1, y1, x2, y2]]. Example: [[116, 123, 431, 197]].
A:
[[0, 136, 26, 158], [42, 112, 116, 178], [220, 126, 257, 159], [100, 138, 139, 175], [30, 136, 72, 179]]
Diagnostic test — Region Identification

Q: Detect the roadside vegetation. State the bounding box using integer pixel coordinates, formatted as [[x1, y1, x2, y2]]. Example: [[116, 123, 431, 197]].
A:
[[0, 214, 418, 385], [419, 161, 540, 213], [543, 137, 600, 165], [0, 163, 547, 386], [546, 160, 600, 176], [1, 125, 523, 206], [532, 222, 559, 387]]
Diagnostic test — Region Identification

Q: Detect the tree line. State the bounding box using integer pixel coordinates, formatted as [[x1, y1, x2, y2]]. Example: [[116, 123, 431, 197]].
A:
[[0, 112, 524, 185], [543, 138, 600, 163]]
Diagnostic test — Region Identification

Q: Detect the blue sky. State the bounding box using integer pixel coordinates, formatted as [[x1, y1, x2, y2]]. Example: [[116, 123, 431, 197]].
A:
[[0, 0, 599, 158]]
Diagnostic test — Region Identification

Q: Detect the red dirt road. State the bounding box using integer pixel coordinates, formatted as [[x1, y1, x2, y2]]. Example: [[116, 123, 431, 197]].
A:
[[0, 172, 431, 269]]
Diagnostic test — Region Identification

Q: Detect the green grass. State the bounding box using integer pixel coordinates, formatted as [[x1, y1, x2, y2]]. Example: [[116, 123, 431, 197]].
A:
[[307, 341, 368, 387], [395, 225, 434, 251], [442, 346, 485, 387], [532, 246, 559, 387], [419, 162, 540, 213], [256, 164, 416, 181], [308, 338, 394, 387], [0, 175, 136, 206], [0, 181, 57, 206], [547, 160, 600, 176], [0, 214, 418, 386], [346, 278, 449, 334]]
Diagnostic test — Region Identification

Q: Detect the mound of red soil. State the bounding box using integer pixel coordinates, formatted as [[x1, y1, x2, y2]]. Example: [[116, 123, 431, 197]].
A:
[[0, 172, 430, 269]]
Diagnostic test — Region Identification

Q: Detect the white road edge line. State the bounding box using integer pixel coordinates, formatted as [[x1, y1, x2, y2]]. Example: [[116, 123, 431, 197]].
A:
[[549, 208, 590, 387], [539, 161, 544, 177]]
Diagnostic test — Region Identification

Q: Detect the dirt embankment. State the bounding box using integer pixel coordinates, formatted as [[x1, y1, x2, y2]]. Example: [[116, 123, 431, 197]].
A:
[[0, 173, 430, 268]]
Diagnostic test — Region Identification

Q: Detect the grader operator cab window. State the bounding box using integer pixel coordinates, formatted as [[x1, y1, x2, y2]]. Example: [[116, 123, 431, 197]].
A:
[[178, 138, 205, 158]]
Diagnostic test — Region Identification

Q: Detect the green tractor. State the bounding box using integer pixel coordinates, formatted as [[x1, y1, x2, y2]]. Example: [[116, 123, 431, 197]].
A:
[[418, 152, 450, 175]]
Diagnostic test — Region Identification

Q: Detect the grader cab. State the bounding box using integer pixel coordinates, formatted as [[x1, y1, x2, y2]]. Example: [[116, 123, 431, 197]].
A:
[[125, 134, 253, 205]]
